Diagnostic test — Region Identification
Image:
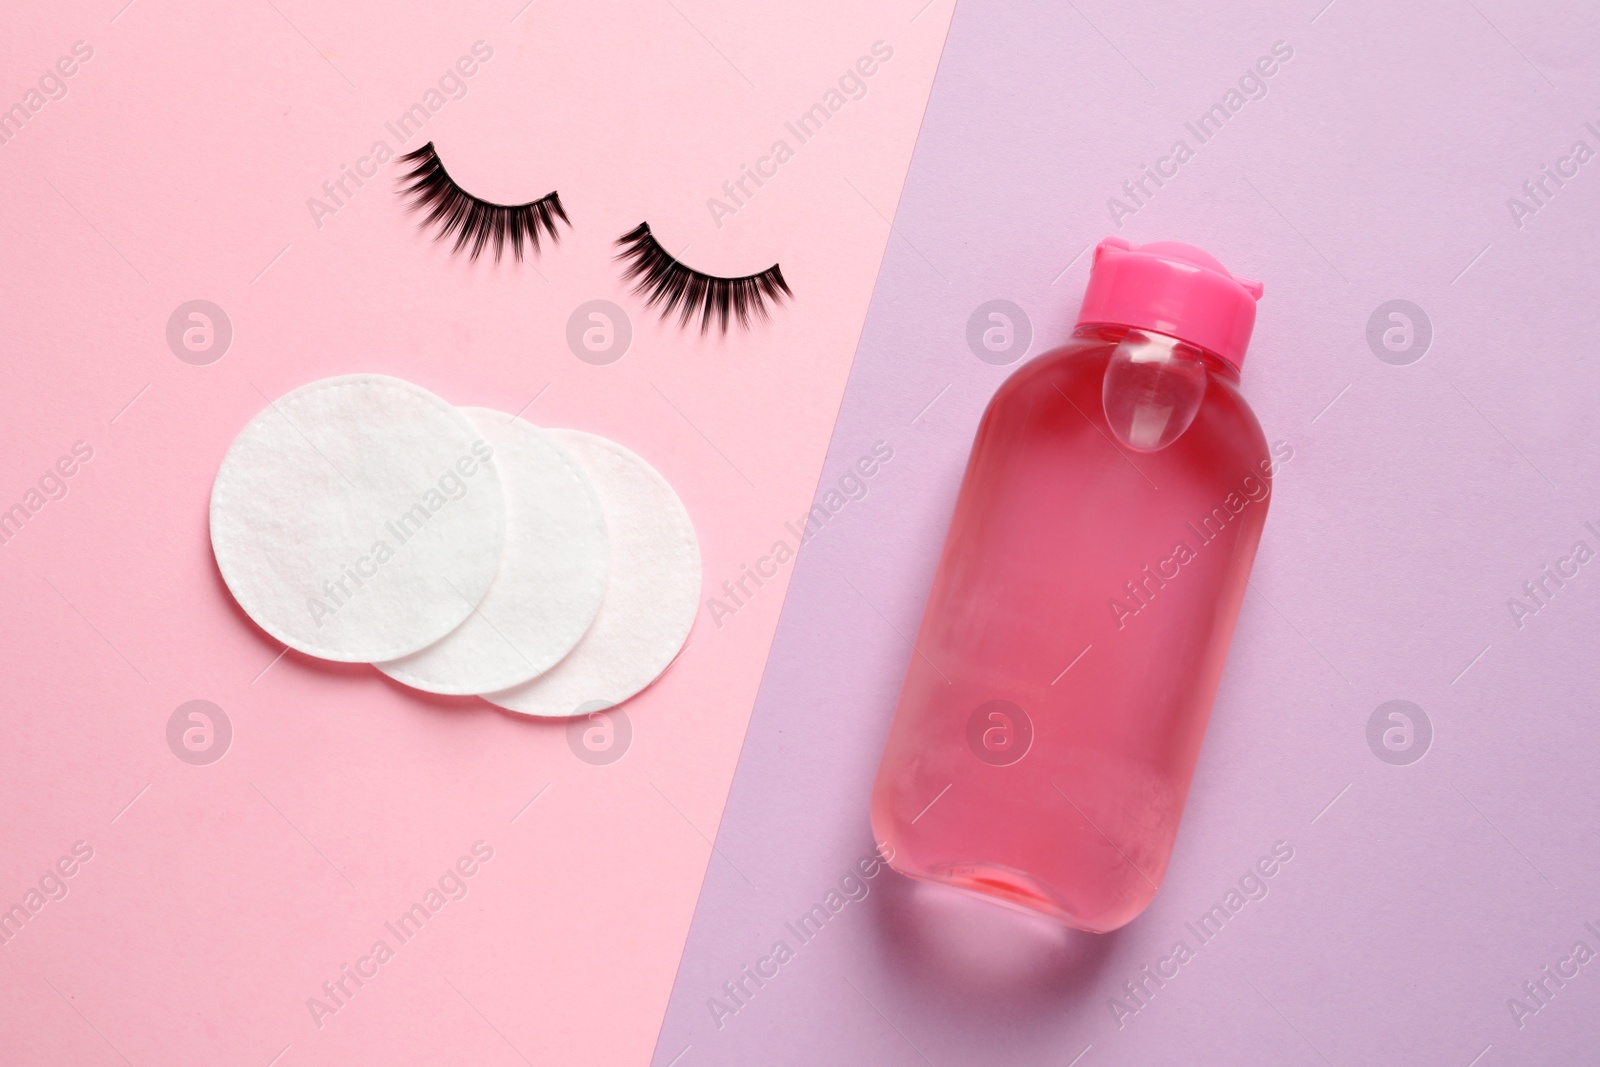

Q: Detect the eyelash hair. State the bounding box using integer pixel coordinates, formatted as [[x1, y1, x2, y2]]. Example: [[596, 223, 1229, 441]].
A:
[[396, 141, 568, 262], [615, 222, 791, 333]]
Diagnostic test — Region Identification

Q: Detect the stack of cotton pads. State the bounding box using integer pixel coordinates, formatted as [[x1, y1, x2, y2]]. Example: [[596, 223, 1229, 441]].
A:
[[208, 374, 700, 717]]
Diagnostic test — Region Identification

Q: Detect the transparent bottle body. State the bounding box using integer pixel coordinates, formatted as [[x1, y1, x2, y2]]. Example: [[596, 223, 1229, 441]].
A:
[[870, 324, 1272, 932]]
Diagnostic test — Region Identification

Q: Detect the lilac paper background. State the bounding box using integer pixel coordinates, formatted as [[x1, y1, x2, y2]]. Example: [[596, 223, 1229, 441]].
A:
[[652, 0, 1600, 1063]]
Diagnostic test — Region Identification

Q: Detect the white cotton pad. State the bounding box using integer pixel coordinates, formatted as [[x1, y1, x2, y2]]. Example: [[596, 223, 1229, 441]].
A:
[[482, 430, 700, 718], [374, 408, 610, 695], [209, 374, 506, 662]]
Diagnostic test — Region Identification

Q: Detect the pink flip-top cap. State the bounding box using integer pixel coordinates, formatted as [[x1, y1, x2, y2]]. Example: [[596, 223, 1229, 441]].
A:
[[1076, 237, 1263, 369]]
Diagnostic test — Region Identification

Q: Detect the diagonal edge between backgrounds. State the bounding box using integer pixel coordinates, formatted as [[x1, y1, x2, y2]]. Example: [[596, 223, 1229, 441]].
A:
[[641, 7, 962, 1062]]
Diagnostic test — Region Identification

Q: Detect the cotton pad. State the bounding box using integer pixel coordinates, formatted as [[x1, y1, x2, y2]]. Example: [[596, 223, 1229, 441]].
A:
[[482, 430, 700, 718], [209, 374, 506, 662], [375, 408, 609, 695]]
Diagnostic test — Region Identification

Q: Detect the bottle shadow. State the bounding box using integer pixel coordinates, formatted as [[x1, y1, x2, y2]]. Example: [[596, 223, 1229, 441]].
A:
[[862, 864, 1119, 1014]]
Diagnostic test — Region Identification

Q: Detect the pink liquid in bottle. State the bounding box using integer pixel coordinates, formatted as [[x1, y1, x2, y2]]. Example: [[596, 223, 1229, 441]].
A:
[[871, 238, 1281, 932]]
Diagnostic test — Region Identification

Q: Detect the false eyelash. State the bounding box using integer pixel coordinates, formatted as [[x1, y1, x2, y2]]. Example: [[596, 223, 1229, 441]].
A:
[[395, 142, 568, 262], [614, 222, 791, 334]]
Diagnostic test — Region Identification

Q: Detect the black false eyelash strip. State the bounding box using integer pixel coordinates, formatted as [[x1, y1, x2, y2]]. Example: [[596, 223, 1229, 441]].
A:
[[615, 223, 791, 334], [396, 142, 568, 262]]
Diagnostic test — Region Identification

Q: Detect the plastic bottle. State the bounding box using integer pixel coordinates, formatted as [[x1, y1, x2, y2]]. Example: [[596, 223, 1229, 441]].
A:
[[870, 238, 1282, 933]]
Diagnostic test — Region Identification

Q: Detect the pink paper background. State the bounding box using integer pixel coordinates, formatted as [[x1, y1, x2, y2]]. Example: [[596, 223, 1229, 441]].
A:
[[0, 1, 953, 1064]]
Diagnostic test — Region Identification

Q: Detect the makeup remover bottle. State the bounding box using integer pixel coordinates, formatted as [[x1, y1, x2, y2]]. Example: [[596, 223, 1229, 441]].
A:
[[871, 238, 1280, 932]]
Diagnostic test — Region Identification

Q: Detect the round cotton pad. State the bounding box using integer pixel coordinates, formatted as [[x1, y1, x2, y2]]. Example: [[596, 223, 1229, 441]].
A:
[[482, 430, 700, 718], [209, 374, 506, 662], [375, 409, 609, 695]]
